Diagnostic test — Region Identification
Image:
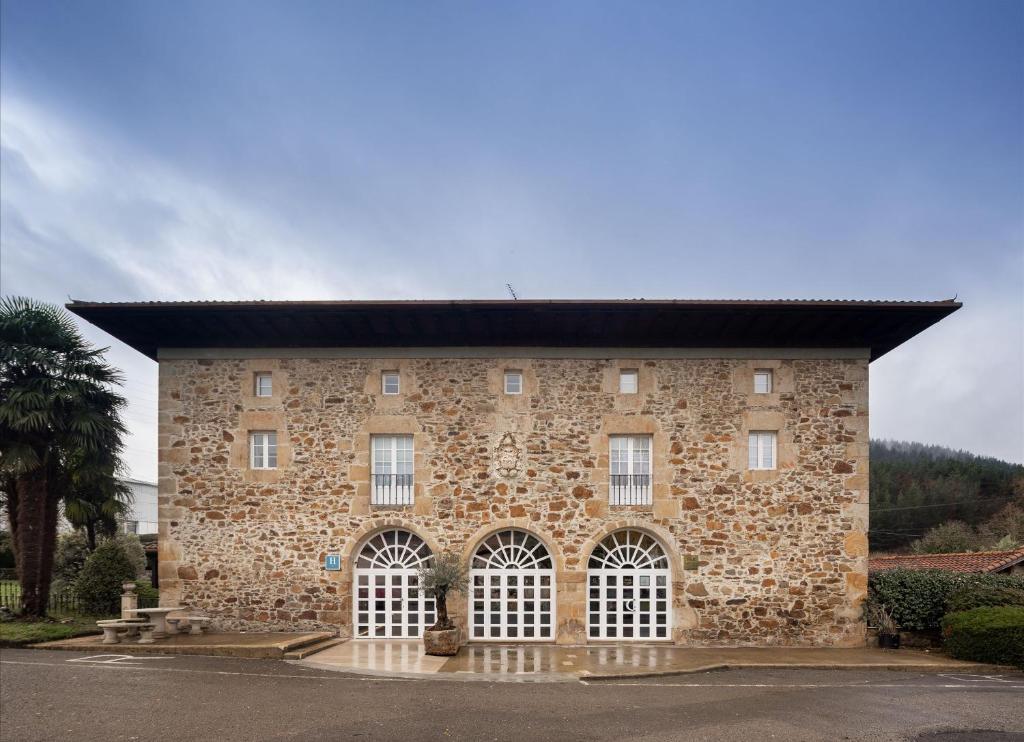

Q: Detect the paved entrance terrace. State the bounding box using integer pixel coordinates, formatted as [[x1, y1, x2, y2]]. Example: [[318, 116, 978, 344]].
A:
[[295, 641, 1008, 681], [34, 632, 336, 659]]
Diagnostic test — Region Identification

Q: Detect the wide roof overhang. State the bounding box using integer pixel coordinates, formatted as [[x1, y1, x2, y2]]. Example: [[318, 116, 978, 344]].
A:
[[65, 299, 961, 362]]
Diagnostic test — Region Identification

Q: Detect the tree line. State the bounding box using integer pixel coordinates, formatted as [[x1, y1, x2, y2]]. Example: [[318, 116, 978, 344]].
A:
[[869, 439, 1024, 552]]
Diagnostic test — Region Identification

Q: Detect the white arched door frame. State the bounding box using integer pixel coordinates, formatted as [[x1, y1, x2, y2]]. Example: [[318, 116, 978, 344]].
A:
[[587, 530, 671, 641], [469, 529, 555, 641], [353, 529, 435, 639]]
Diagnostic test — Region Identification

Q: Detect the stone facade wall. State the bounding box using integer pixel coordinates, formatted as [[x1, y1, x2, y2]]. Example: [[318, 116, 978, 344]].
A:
[[157, 353, 869, 646]]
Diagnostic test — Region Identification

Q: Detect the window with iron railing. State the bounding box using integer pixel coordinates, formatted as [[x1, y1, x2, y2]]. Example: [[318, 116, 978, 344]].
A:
[[609, 435, 652, 505], [371, 435, 414, 505]]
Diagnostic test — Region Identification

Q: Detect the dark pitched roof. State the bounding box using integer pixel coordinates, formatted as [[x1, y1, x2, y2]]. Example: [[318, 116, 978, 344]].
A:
[[66, 298, 961, 361], [869, 548, 1024, 574]]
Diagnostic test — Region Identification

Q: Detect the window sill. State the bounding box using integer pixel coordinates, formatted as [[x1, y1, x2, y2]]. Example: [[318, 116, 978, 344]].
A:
[[609, 503, 654, 511]]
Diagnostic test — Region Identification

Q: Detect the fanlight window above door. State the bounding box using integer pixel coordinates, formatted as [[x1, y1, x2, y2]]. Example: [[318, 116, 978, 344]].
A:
[[472, 530, 552, 570], [588, 530, 669, 570], [356, 529, 432, 569]]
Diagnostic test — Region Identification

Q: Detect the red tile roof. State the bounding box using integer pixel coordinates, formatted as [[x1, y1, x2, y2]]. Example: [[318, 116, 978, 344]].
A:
[[869, 548, 1024, 574]]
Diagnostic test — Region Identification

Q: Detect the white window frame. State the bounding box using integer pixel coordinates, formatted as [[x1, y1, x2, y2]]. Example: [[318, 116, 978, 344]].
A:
[[753, 369, 773, 394], [748, 431, 777, 470], [371, 434, 414, 505], [381, 371, 400, 395], [255, 373, 273, 397], [619, 369, 639, 394], [250, 431, 278, 470], [609, 435, 652, 505], [504, 370, 523, 395]]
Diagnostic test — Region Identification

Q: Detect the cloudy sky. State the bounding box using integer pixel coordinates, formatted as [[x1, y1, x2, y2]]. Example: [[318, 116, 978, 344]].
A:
[[1, 0, 1022, 479]]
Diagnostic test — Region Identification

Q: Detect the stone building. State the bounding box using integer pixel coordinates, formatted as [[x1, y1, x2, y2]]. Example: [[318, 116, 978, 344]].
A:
[[69, 299, 959, 646]]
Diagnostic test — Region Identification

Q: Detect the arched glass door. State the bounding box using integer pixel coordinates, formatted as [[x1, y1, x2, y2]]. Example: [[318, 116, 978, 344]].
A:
[[469, 530, 555, 641], [353, 529, 435, 638], [587, 530, 671, 640]]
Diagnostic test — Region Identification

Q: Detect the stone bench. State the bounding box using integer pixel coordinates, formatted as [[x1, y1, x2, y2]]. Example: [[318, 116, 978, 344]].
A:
[[98, 621, 155, 645], [184, 617, 211, 636], [97, 618, 147, 638]]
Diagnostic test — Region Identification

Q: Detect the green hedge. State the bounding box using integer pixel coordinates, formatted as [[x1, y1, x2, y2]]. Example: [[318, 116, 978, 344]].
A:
[[134, 578, 160, 606], [941, 607, 1024, 669], [947, 585, 1024, 613], [868, 569, 1024, 631], [73, 540, 138, 615]]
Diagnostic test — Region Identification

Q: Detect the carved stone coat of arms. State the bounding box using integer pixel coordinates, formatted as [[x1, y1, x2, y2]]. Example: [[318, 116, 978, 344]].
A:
[[494, 433, 522, 478]]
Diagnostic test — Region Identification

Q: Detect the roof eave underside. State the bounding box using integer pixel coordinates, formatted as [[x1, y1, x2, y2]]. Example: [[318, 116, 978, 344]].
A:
[[65, 301, 961, 362]]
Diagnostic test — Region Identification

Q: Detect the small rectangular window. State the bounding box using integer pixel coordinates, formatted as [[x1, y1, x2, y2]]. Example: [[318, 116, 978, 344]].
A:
[[250, 431, 278, 469], [609, 435, 652, 505], [753, 369, 773, 394], [504, 370, 523, 395], [619, 369, 639, 394], [382, 371, 400, 395], [255, 373, 273, 397], [748, 431, 777, 470], [371, 435, 414, 505]]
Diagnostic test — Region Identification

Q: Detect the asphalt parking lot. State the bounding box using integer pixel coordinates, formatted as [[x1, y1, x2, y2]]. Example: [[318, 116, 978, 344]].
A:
[[1, 648, 1022, 741]]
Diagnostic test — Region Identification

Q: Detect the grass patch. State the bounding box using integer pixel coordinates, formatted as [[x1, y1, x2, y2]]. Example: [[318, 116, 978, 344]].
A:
[[0, 614, 112, 648]]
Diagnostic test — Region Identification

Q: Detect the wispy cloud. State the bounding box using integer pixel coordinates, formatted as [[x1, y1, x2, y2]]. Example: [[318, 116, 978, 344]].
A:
[[2, 91, 1022, 473], [0, 97, 378, 304]]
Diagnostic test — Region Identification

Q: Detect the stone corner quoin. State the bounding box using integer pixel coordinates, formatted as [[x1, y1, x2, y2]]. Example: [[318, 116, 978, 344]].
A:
[[155, 353, 870, 647]]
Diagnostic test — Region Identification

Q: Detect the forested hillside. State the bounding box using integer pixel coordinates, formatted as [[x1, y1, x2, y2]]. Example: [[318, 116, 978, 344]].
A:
[[869, 440, 1024, 551]]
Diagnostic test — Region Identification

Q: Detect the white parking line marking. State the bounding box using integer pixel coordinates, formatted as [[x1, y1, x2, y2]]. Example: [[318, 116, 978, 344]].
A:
[[938, 673, 1018, 683], [67, 654, 173, 665]]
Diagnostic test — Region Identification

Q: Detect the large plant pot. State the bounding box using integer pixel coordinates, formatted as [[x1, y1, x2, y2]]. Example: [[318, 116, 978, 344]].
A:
[[423, 628, 460, 656], [878, 633, 901, 650]]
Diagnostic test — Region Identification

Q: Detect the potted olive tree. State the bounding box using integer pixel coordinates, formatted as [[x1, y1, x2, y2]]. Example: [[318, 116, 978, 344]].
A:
[[416, 550, 468, 656]]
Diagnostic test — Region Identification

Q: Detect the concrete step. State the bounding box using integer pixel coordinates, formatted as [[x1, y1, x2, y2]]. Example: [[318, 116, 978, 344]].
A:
[[278, 632, 337, 654], [284, 637, 348, 660]]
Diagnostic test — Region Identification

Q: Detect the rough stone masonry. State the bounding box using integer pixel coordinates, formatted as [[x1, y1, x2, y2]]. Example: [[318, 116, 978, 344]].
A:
[[156, 353, 869, 647]]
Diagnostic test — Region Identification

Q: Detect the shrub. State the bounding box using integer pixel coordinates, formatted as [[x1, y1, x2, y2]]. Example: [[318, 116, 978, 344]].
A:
[[941, 607, 1024, 669], [865, 600, 898, 635], [52, 532, 91, 592], [911, 521, 978, 554], [947, 585, 1024, 613], [868, 569, 1024, 631], [134, 578, 159, 607], [976, 503, 1024, 550], [0, 530, 14, 569], [111, 533, 147, 578], [73, 539, 138, 614]]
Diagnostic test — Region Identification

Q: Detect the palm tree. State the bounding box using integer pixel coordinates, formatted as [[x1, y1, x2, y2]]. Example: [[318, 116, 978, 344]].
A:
[[0, 297, 127, 616], [62, 457, 133, 550]]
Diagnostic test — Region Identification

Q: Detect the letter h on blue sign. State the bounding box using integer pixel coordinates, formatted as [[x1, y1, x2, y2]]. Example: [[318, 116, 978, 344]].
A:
[[324, 555, 341, 571]]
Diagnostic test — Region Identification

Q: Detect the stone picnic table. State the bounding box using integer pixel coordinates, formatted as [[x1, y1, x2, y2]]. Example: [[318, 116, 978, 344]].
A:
[[124, 607, 187, 638]]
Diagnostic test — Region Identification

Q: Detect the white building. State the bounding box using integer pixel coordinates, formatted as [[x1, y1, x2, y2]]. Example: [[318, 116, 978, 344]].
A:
[[121, 478, 158, 535]]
